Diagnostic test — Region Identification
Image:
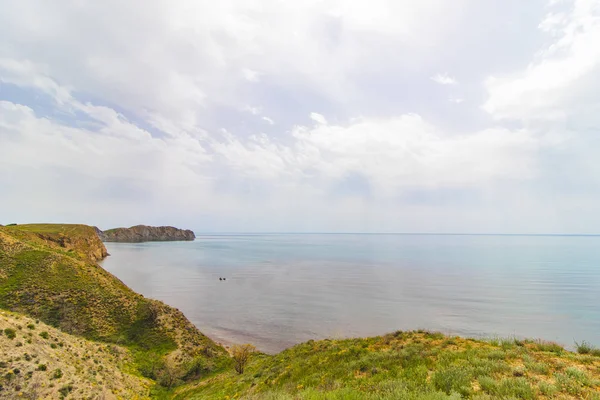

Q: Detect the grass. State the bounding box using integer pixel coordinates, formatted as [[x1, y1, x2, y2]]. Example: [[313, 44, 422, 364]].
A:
[[174, 331, 600, 400], [0, 309, 152, 398], [0, 224, 228, 388], [3, 223, 600, 399]]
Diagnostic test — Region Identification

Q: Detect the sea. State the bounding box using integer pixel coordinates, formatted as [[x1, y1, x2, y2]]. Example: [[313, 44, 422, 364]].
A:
[[100, 233, 600, 353]]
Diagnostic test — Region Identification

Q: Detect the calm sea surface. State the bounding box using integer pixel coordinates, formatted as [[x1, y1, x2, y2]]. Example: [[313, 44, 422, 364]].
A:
[[100, 234, 600, 353]]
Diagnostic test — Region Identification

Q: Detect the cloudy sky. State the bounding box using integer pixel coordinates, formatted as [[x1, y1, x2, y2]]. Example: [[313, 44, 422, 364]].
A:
[[1, 0, 600, 233]]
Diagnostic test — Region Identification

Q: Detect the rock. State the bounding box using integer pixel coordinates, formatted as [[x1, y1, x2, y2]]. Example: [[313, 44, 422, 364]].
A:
[[98, 225, 195, 243], [93, 226, 106, 241]]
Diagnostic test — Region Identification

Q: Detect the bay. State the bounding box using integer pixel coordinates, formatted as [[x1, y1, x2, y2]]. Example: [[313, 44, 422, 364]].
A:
[[100, 233, 600, 353]]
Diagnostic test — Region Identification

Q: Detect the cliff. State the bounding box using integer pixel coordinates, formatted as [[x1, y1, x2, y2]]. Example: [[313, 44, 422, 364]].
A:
[[0, 223, 227, 393], [2, 224, 108, 262], [98, 225, 195, 242]]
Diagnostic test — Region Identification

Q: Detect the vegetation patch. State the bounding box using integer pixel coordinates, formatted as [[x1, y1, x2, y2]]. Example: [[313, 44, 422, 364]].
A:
[[175, 331, 600, 400], [0, 224, 228, 386], [3, 224, 600, 399]]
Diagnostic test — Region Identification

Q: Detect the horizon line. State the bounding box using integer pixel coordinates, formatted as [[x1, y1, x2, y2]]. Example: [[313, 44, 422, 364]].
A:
[[191, 232, 600, 237]]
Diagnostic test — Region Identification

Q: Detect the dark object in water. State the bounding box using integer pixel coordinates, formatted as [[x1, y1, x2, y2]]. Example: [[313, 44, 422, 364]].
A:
[[219, 277, 222, 281]]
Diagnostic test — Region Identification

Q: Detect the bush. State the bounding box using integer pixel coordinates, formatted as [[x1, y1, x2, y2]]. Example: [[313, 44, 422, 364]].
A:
[[231, 344, 256, 374], [27, 324, 35, 330], [534, 340, 563, 354], [182, 357, 215, 380], [58, 384, 73, 398], [52, 368, 63, 379], [575, 340, 595, 355], [39, 331, 49, 339], [156, 358, 181, 388], [4, 329, 16, 340], [431, 367, 472, 396], [37, 364, 47, 371]]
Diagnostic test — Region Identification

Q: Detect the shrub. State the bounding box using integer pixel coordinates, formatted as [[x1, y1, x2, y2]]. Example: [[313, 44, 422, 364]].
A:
[[575, 340, 595, 355], [431, 367, 472, 396], [565, 367, 591, 386], [231, 344, 256, 374], [58, 384, 73, 398], [52, 368, 63, 379], [478, 376, 499, 394], [182, 357, 215, 380], [156, 358, 182, 388], [27, 324, 35, 330], [37, 364, 47, 371], [39, 331, 49, 339], [498, 378, 534, 399], [4, 328, 16, 339], [525, 361, 549, 375], [534, 340, 563, 354], [538, 381, 557, 396]]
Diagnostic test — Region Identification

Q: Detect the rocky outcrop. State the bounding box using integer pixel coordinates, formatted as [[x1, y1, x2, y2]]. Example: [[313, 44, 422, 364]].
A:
[[99, 225, 195, 242], [1, 224, 108, 262]]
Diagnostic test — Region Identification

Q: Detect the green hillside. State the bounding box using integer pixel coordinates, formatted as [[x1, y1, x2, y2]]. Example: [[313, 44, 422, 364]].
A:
[[176, 331, 600, 400], [0, 224, 228, 390], [2, 224, 600, 399]]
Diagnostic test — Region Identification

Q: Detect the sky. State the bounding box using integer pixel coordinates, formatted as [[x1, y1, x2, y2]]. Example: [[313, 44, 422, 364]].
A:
[[1, 0, 600, 233]]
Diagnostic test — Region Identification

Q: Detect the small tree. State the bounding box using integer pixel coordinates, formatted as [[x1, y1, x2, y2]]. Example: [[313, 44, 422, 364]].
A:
[[231, 344, 256, 374]]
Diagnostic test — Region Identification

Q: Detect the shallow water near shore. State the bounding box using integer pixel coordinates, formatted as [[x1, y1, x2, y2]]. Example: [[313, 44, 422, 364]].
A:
[[101, 233, 600, 353]]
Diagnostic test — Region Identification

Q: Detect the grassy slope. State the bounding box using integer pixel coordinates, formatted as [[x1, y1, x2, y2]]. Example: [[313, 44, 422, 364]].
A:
[[176, 331, 600, 400], [0, 224, 228, 389], [3, 224, 600, 400], [0, 309, 151, 399]]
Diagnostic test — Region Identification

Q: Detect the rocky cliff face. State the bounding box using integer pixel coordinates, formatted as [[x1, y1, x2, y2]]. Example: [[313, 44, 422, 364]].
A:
[[99, 225, 195, 242], [1, 224, 108, 262]]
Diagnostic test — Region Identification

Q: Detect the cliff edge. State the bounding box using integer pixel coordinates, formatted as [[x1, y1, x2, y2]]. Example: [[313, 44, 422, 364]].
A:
[[0, 223, 227, 392], [98, 225, 195, 242]]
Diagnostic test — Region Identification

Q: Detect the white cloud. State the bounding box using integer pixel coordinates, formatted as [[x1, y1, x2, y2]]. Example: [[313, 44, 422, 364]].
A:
[[0, 0, 470, 131], [449, 97, 464, 104], [310, 112, 328, 125], [214, 113, 545, 192], [242, 68, 260, 82], [262, 116, 275, 125], [483, 0, 600, 121], [431, 73, 458, 85], [244, 105, 262, 115]]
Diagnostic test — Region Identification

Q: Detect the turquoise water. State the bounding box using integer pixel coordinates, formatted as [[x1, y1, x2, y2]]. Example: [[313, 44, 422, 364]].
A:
[[101, 234, 600, 353]]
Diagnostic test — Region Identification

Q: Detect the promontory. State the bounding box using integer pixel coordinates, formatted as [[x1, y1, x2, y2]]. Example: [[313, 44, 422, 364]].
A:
[[97, 224, 195, 242]]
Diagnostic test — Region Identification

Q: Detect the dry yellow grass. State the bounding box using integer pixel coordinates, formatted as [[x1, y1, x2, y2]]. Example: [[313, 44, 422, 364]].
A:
[[0, 310, 152, 399]]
